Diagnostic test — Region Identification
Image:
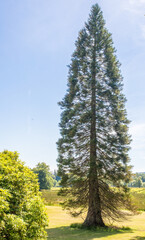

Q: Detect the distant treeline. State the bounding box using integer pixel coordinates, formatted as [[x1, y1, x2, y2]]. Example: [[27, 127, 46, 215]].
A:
[[129, 172, 145, 188], [31, 163, 145, 190]]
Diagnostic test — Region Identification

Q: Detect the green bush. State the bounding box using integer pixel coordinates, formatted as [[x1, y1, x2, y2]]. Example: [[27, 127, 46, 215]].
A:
[[0, 150, 48, 240]]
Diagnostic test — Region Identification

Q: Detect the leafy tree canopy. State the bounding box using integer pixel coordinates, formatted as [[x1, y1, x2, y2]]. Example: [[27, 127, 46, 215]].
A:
[[32, 162, 54, 190], [135, 173, 145, 182], [0, 150, 48, 240]]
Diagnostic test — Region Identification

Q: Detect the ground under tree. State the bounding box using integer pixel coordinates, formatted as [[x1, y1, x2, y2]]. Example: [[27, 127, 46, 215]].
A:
[[57, 4, 135, 227]]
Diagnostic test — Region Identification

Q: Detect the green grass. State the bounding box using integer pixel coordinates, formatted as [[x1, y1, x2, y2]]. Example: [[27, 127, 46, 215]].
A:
[[46, 206, 145, 240], [41, 188, 65, 205], [42, 187, 145, 211], [131, 188, 145, 211], [44, 188, 145, 239]]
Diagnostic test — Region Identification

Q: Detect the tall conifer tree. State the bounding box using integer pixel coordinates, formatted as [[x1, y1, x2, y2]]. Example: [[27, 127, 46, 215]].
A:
[[57, 4, 134, 227]]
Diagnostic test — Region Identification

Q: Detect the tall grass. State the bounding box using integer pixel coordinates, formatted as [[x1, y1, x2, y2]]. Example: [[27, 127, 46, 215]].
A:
[[41, 188, 65, 205], [41, 187, 145, 211], [131, 188, 145, 211]]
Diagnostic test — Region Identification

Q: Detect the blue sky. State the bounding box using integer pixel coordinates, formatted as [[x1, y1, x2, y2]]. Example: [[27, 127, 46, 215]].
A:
[[0, 0, 145, 172]]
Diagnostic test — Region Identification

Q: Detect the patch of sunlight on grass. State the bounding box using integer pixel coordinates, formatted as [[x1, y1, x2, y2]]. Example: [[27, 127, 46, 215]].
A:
[[46, 206, 145, 240]]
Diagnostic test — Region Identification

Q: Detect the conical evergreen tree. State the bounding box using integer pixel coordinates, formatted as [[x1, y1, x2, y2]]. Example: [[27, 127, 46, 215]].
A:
[[57, 4, 135, 227]]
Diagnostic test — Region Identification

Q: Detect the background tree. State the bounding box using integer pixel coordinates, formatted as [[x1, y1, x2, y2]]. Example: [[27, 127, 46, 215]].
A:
[[130, 177, 143, 188], [128, 173, 145, 188], [53, 170, 61, 184], [136, 172, 145, 183], [0, 150, 48, 240], [32, 162, 54, 190], [57, 4, 135, 227]]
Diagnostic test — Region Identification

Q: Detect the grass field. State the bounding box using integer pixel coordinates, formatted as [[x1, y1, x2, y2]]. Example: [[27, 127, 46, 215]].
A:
[[42, 188, 145, 240], [43, 188, 145, 239], [41, 187, 145, 210], [46, 206, 145, 240], [41, 188, 65, 205], [131, 188, 145, 211]]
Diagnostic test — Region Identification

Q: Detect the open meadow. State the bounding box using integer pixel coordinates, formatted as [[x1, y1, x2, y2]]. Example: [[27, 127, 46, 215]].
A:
[[42, 188, 145, 240], [41, 188, 145, 210]]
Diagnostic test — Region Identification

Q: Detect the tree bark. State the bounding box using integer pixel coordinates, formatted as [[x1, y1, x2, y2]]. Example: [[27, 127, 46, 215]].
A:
[[83, 43, 105, 227]]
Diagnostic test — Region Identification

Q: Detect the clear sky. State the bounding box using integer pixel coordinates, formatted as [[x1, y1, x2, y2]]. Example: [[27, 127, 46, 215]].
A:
[[0, 0, 145, 172]]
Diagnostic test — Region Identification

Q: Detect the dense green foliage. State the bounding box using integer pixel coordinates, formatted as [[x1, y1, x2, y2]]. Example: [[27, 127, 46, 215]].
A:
[[32, 162, 55, 190], [0, 150, 48, 240], [57, 4, 135, 227]]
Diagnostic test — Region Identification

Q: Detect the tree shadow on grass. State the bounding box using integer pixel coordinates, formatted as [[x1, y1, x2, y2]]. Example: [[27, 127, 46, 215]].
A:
[[130, 237, 145, 240], [47, 226, 133, 240]]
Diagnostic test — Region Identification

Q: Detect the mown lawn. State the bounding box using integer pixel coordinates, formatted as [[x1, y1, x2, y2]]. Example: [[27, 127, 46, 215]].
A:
[[46, 206, 145, 240], [43, 188, 145, 239]]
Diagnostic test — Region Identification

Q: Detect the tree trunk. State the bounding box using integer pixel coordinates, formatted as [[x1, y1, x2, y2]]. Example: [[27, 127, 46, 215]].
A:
[[83, 182, 105, 227], [83, 43, 105, 227]]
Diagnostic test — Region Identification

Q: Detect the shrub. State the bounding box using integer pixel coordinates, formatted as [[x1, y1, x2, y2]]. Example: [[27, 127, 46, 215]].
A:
[[0, 150, 48, 240]]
